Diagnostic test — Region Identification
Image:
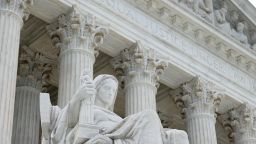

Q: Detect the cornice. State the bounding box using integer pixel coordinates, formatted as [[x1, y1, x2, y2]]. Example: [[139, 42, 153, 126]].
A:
[[231, 0, 256, 26], [125, 0, 256, 79], [29, 0, 256, 105]]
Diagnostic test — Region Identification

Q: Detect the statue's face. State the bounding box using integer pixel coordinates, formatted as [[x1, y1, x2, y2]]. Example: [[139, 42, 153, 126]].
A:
[[96, 79, 118, 108], [237, 23, 244, 32]]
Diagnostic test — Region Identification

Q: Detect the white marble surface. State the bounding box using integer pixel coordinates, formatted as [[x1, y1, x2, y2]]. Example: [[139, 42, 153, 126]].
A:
[[0, 1, 30, 143], [182, 77, 222, 144], [112, 41, 168, 115], [40, 74, 189, 144], [47, 6, 108, 107]]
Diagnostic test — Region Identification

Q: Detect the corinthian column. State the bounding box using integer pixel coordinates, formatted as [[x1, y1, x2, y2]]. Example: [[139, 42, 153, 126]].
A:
[[0, 1, 32, 143], [47, 6, 108, 107], [175, 77, 222, 144], [112, 41, 168, 116], [11, 46, 54, 144], [228, 104, 256, 144]]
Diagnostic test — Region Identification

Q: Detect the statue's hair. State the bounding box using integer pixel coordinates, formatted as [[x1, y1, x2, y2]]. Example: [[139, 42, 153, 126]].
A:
[[94, 74, 118, 111]]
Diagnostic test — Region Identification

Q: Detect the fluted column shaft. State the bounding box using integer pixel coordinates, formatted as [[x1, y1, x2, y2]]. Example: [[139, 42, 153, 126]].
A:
[[125, 72, 157, 115], [0, 1, 31, 143], [47, 6, 108, 107], [185, 96, 217, 144], [112, 41, 167, 116], [12, 86, 40, 144], [235, 131, 256, 144], [11, 45, 54, 144], [58, 46, 95, 107], [180, 77, 221, 144]]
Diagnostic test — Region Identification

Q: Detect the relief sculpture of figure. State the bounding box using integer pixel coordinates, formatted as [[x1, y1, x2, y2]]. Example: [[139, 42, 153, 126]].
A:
[[214, 1, 231, 34], [231, 22, 248, 44], [193, 0, 213, 18], [40, 72, 190, 144], [179, 0, 194, 9]]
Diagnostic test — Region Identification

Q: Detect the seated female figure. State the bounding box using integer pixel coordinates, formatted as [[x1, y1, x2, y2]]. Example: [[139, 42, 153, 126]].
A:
[[41, 74, 189, 144]]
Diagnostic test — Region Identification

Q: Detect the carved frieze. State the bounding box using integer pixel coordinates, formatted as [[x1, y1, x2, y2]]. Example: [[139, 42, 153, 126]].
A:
[[90, 0, 256, 96], [214, 1, 231, 35], [121, 0, 256, 77], [176, 0, 214, 22]]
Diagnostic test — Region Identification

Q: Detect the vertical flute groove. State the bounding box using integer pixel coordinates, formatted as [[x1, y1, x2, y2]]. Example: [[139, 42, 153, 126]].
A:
[[12, 87, 40, 144], [0, 12, 22, 144]]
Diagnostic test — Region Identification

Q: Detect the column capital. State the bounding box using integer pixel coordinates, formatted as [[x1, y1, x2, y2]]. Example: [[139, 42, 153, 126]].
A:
[[230, 103, 256, 133], [46, 5, 108, 57], [0, 0, 33, 21], [111, 40, 168, 88], [17, 46, 55, 91], [183, 77, 222, 108], [173, 76, 224, 118], [218, 113, 236, 143], [220, 103, 256, 143]]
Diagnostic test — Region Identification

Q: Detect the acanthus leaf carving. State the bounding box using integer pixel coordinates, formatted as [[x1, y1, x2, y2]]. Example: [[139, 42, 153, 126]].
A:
[[181, 76, 224, 117], [17, 45, 57, 92], [1, 0, 33, 21], [111, 40, 168, 88], [46, 5, 108, 57], [220, 103, 256, 143]]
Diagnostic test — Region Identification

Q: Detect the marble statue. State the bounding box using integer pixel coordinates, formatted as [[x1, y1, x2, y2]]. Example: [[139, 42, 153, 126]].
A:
[[231, 22, 248, 44], [193, 0, 213, 21], [40, 72, 189, 144], [249, 31, 256, 50], [228, 11, 239, 29], [178, 0, 194, 9], [214, 1, 231, 34]]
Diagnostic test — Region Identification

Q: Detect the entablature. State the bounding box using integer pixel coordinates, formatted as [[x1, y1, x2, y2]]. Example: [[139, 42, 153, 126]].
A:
[[29, 0, 256, 106], [125, 0, 256, 79]]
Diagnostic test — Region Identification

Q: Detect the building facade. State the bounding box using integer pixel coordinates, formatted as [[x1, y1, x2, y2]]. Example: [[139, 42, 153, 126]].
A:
[[1, 0, 256, 143]]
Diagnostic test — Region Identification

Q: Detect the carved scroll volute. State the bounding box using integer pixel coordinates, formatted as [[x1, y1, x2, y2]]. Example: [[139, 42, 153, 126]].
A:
[[17, 46, 57, 91], [180, 76, 224, 117], [2, 0, 33, 21], [46, 5, 109, 57]]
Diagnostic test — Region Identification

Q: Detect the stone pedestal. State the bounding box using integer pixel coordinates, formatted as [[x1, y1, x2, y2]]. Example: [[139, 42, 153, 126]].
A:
[[0, 1, 32, 143], [47, 6, 108, 107], [178, 77, 222, 144], [112, 41, 167, 116]]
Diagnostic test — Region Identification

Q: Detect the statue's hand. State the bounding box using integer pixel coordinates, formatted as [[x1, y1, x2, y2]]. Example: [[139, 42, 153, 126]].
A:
[[73, 80, 96, 103]]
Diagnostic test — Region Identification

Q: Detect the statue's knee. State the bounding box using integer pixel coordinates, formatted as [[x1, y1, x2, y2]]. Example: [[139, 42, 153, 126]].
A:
[[175, 130, 188, 139], [173, 130, 189, 144], [164, 129, 189, 144]]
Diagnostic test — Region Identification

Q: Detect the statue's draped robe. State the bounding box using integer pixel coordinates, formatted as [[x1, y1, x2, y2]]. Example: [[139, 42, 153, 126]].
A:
[[49, 105, 189, 144]]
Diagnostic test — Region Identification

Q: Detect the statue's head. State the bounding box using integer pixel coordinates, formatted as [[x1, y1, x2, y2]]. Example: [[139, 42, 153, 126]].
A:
[[237, 22, 245, 32], [94, 75, 118, 111]]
